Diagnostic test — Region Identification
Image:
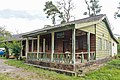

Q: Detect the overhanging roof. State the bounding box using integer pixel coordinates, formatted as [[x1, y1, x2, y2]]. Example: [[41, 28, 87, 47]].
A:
[[22, 14, 105, 37], [102, 18, 119, 44], [22, 14, 118, 43]]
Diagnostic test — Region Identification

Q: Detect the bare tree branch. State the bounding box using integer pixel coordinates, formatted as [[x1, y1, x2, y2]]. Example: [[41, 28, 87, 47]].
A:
[[84, 0, 102, 16], [57, 0, 74, 22]]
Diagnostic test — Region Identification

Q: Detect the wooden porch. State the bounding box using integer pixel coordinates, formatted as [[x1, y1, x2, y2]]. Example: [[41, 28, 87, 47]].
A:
[[25, 29, 96, 64]]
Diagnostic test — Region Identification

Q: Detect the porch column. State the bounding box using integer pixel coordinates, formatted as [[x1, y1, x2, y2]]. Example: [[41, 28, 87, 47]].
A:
[[32, 39, 34, 52], [43, 38, 46, 53], [51, 32, 54, 62], [20, 40, 23, 57], [26, 38, 29, 59], [37, 35, 40, 59], [72, 28, 76, 64], [87, 32, 90, 61]]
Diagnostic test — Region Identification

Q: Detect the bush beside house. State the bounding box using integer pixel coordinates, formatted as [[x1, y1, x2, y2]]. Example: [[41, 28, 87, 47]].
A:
[[3, 40, 22, 60]]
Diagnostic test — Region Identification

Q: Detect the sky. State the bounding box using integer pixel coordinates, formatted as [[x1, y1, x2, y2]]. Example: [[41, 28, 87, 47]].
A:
[[0, 0, 120, 35]]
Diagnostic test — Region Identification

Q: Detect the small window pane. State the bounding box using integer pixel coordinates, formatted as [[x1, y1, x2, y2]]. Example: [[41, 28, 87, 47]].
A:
[[98, 37, 102, 50]]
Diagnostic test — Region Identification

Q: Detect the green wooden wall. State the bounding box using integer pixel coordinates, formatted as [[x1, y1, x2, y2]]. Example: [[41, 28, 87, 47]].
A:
[[96, 21, 112, 59]]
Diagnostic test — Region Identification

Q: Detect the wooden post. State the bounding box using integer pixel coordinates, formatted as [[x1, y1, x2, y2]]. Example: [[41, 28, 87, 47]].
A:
[[20, 40, 23, 57], [87, 32, 90, 61], [32, 39, 34, 52], [43, 38, 46, 53], [26, 38, 29, 59], [51, 32, 54, 62], [81, 52, 84, 63], [72, 29, 76, 64], [95, 24, 96, 60], [37, 35, 40, 59]]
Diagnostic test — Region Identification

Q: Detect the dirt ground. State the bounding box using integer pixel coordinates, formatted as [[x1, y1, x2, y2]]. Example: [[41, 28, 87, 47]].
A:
[[0, 59, 46, 80]]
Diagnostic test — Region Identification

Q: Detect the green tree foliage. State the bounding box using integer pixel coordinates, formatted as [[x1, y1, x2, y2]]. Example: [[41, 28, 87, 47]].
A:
[[84, 0, 102, 16], [0, 27, 11, 58], [0, 27, 11, 37], [114, 2, 120, 19], [43, 1, 61, 25], [10, 40, 22, 60], [43, 0, 74, 24], [3, 42, 11, 58], [2, 40, 22, 60], [0, 27, 11, 48], [117, 39, 120, 53]]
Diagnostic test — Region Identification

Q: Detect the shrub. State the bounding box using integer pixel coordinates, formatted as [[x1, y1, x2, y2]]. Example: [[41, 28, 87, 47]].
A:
[[10, 40, 22, 60]]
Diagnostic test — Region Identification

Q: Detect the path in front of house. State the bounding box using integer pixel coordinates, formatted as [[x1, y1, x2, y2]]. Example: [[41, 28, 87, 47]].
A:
[[0, 59, 46, 80]]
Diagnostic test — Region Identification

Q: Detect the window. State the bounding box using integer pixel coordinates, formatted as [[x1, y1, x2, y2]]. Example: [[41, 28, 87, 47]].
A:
[[98, 37, 102, 50], [56, 32, 64, 38], [103, 39, 105, 50], [113, 43, 114, 46], [105, 40, 107, 50], [108, 42, 111, 54], [106, 41, 111, 51], [103, 39, 107, 50], [106, 41, 109, 50], [109, 42, 111, 50]]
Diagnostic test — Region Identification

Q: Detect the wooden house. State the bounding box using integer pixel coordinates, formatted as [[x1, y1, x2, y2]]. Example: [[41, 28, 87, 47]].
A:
[[22, 14, 118, 74]]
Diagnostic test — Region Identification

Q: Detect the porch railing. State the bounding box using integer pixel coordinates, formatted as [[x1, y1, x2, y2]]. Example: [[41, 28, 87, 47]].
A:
[[53, 53, 72, 63], [76, 51, 96, 63], [38, 52, 51, 61], [27, 52, 72, 63], [27, 52, 37, 60], [27, 52, 51, 61], [27, 51, 95, 63]]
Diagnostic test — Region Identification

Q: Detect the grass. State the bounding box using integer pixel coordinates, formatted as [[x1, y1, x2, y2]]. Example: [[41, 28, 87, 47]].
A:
[[117, 52, 120, 56], [84, 59, 120, 80], [0, 73, 15, 80], [1, 56, 120, 80], [4, 59, 83, 80]]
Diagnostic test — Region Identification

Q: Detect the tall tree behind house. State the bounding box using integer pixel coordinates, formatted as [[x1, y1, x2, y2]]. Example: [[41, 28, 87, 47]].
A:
[[43, 0, 74, 25], [84, 0, 102, 16], [114, 2, 120, 19], [0, 26, 11, 42], [57, 0, 74, 23], [43, 1, 60, 25]]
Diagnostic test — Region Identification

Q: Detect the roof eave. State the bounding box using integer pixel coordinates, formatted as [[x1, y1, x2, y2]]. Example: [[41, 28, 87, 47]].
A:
[[102, 17, 119, 44]]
